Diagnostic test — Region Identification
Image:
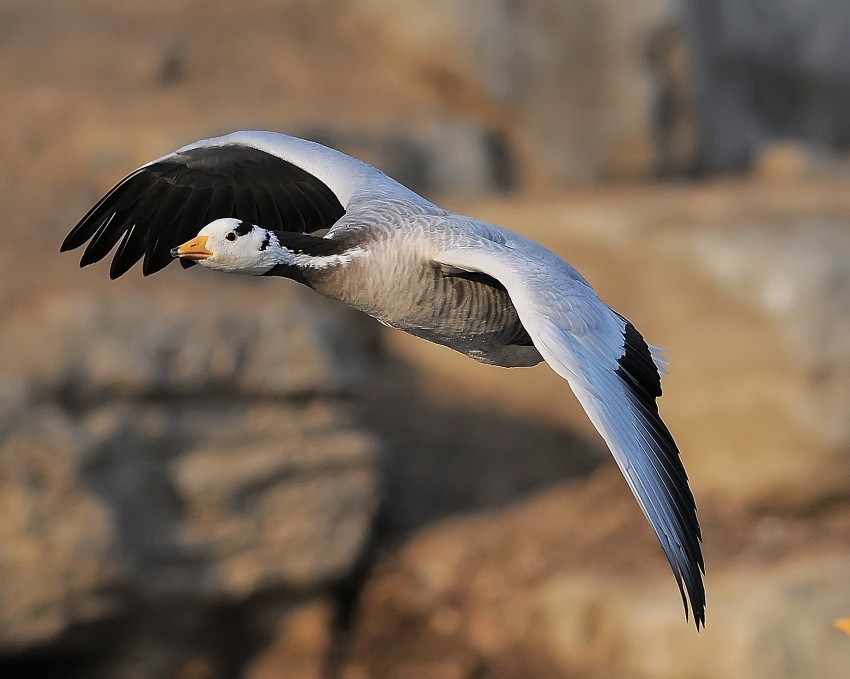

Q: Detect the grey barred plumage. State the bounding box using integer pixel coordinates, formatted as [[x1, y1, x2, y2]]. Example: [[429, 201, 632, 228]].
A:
[[61, 130, 705, 628]]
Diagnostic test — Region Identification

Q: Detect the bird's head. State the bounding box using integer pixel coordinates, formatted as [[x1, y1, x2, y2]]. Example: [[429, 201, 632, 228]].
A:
[[172, 218, 279, 274]]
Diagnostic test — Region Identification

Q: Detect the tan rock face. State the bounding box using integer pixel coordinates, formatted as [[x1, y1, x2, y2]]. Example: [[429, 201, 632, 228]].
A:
[[243, 598, 335, 679], [0, 284, 380, 656], [664, 221, 850, 503], [428, 184, 850, 509], [341, 475, 850, 679], [346, 0, 698, 185], [335, 182, 850, 677], [3, 2, 850, 675], [534, 556, 850, 679], [0, 406, 121, 650]]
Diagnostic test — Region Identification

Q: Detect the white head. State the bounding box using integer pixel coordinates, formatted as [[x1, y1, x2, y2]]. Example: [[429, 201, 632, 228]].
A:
[[172, 218, 280, 275]]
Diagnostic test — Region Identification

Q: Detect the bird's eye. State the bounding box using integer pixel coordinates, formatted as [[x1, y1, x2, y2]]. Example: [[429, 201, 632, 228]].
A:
[[225, 232, 237, 242]]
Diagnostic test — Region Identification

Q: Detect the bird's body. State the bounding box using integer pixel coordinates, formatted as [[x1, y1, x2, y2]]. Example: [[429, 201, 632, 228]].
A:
[[301, 207, 545, 367], [62, 130, 705, 627]]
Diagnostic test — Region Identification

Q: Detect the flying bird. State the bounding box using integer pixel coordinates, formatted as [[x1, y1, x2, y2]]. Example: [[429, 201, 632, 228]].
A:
[[61, 131, 705, 627]]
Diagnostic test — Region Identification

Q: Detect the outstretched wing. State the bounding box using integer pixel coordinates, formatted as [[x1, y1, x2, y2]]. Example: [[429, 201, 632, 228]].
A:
[[434, 238, 705, 628], [62, 133, 352, 278]]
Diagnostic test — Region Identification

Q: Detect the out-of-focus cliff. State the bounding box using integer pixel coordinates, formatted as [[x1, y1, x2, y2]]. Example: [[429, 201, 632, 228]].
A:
[[1, 1, 850, 677]]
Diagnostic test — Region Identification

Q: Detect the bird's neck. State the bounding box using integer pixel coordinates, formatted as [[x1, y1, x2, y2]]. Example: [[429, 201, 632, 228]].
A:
[[262, 231, 366, 287]]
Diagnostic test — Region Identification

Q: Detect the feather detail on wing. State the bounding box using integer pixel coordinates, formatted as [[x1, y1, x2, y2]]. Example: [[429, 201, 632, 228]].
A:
[[434, 240, 705, 628], [62, 131, 442, 279], [61, 137, 349, 278]]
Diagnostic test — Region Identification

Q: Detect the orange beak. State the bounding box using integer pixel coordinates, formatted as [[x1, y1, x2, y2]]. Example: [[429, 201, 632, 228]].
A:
[[171, 235, 212, 261], [835, 619, 850, 637]]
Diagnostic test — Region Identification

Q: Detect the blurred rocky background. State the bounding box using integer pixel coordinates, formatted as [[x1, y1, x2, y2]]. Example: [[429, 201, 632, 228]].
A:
[[2, 1, 850, 677]]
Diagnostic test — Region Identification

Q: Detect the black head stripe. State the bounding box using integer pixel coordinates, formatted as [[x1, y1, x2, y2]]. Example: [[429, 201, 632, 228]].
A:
[[234, 220, 254, 237], [275, 232, 355, 257]]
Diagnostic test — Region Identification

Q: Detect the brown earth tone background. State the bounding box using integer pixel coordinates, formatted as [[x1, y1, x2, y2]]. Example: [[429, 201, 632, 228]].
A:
[[2, 1, 850, 677]]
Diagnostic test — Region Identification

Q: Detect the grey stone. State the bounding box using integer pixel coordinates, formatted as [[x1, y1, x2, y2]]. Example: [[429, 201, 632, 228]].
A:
[[685, 0, 850, 171], [0, 283, 380, 653], [298, 122, 516, 199], [3, 288, 373, 400], [0, 406, 122, 650], [348, 0, 696, 183]]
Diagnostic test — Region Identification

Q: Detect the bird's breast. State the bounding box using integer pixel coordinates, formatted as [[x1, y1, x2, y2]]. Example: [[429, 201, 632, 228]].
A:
[[312, 239, 540, 367]]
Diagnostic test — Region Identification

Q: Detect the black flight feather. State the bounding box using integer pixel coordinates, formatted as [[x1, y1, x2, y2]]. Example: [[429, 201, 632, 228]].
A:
[[62, 143, 345, 277], [614, 319, 705, 628]]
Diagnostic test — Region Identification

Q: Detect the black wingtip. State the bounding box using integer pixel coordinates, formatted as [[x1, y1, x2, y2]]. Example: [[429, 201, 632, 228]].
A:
[[693, 604, 706, 631], [61, 141, 347, 278], [616, 320, 663, 399], [78, 248, 102, 268], [676, 568, 705, 632], [60, 224, 91, 253], [614, 316, 706, 631]]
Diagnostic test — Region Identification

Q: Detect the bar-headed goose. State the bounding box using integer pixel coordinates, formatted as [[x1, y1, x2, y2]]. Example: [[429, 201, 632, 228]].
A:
[[62, 131, 705, 627]]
